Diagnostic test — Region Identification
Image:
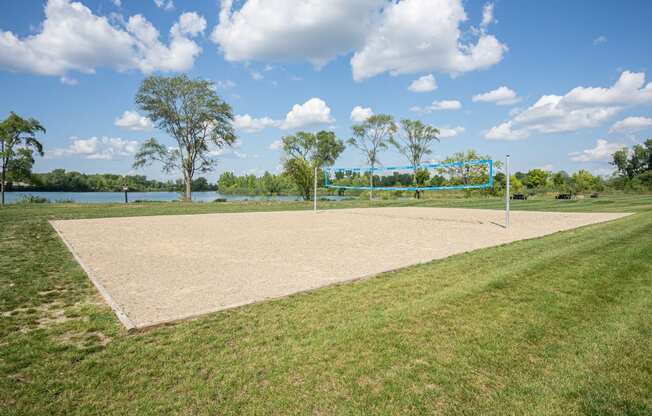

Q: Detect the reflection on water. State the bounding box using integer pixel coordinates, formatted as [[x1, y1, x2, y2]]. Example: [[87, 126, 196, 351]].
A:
[[5, 191, 348, 204]]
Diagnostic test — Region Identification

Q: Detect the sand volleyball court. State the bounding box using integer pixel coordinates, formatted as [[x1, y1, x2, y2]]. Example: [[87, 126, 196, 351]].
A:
[[50, 207, 629, 329]]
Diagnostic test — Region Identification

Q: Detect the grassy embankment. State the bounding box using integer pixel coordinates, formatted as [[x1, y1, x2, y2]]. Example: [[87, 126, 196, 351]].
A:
[[1, 194, 651, 415]]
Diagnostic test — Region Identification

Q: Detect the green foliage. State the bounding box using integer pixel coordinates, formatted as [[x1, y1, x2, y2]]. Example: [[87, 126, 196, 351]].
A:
[[283, 158, 314, 200], [389, 119, 440, 168], [218, 171, 294, 196], [348, 114, 397, 169], [133, 75, 236, 201], [572, 170, 603, 193], [0, 112, 46, 204], [611, 139, 652, 189], [523, 168, 549, 189], [281, 130, 345, 200], [19, 169, 215, 192]]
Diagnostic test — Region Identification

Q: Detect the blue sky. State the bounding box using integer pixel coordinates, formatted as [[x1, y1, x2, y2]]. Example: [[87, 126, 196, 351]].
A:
[[1, 0, 651, 181]]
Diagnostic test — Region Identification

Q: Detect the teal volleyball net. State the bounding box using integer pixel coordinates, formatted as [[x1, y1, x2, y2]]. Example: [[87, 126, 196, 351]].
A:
[[323, 159, 494, 191]]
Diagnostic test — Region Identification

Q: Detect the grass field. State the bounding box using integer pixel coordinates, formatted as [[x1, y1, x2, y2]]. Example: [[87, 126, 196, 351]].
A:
[[1, 194, 651, 415]]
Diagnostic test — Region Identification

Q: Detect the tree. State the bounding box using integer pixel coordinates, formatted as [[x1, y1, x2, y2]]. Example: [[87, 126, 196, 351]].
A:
[[0, 112, 45, 205], [611, 141, 651, 180], [281, 131, 345, 200], [132, 75, 236, 201], [440, 150, 498, 187], [571, 170, 599, 193], [347, 114, 396, 200], [389, 119, 439, 198], [523, 168, 549, 189]]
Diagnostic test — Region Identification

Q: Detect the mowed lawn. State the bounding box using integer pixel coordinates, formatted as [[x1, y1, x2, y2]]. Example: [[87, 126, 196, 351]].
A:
[[1, 195, 651, 415]]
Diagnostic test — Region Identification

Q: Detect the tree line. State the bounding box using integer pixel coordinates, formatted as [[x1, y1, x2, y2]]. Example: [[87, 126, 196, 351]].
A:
[[12, 169, 216, 193]]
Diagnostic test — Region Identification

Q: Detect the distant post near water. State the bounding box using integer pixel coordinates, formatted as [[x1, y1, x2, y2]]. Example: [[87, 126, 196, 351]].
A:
[[505, 155, 510, 228], [123, 185, 129, 204]]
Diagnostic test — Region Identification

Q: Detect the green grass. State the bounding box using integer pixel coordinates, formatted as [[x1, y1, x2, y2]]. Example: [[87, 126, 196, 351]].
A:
[[1, 195, 651, 415]]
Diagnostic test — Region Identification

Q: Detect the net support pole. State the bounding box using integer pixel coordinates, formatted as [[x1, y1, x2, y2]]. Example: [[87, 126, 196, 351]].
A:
[[313, 166, 318, 213], [505, 154, 510, 228]]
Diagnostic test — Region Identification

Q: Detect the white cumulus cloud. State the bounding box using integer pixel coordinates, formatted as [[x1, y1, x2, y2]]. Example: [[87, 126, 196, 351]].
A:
[[408, 74, 437, 93], [212, 0, 382, 69], [114, 110, 153, 131], [485, 121, 529, 141], [154, 0, 174, 11], [212, 0, 506, 81], [280, 97, 334, 130], [438, 126, 465, 138], [269, 140, 283, 150], [569, 139, 625, 162], [0, 0, 205, 78], [350, 106, 374, 122], [484, 71, 652, 140], [411, 100, 462, 113], [48, 136, 139, 160], [480, 3, 494, 29], [233, 98, 335, 133], [232, 114, 280, 133], [472, 86, 520, 105], [609, 116, 652, 133], [351, 0, 506, 81]]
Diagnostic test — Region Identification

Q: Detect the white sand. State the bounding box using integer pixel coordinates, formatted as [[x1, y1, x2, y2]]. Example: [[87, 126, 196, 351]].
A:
[[50, 207, 629, 329]]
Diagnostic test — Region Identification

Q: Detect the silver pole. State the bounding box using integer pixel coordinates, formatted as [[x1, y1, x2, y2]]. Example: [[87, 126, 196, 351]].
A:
[[505, 154, 510, 228], [314, 166, 318, 212]]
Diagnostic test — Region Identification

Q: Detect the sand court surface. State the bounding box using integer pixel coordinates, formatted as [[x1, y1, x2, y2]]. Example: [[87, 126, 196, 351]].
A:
[[50, 207, 630, 329]]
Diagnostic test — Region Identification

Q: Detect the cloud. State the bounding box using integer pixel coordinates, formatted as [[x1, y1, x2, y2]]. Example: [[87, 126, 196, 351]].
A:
[[480, 3, 494, 30], [48, 136, 139, 160], [215, 79, 236, 89], [59, 76, 78, 85], [111, 0, 121, 6], [408, 74, 437, 93], [233, 98, 335, 133], [593, 35, 607, 46], [212, 0, 382, 69], [609, 116, 652, 133], [472, 86, 520, 105], [232, 114, 280, 133], [212, 0, 505, 81], [485, 121, 529, 141], [569, 139, 625, 162], [350, 0, 506, 81], [411, 100, 462, 113], [438, 126, 465, 138], [0, 0, 205, 78], [154, 0, 174, 11], [280, 97, 335, 130], [114, 110, 153, 131], [484, 71, 652, 140], [269, 140, 283, 150], [350, 106, 374, 122]]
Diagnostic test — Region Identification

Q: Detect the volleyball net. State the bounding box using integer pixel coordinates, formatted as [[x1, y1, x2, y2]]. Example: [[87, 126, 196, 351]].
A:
[[323, 159, 494, 191]]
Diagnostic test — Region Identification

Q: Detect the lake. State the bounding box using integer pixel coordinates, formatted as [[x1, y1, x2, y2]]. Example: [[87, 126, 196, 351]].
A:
[[4, 191, 348, 204]]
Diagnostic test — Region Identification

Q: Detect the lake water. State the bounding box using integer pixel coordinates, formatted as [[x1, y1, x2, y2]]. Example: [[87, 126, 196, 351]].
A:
[[4, 191, 348, 204]]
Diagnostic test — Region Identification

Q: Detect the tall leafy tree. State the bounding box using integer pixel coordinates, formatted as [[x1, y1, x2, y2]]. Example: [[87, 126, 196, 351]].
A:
[[389, 119, 439, 198], [611, 141, 652, 180], [347, 114, 396, 199], [0, 112, 45, 205], [281, 130, 345, 200], [132, 75, 236, 201]]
